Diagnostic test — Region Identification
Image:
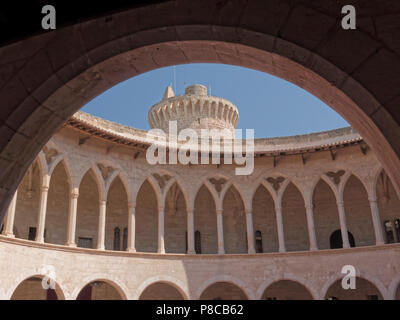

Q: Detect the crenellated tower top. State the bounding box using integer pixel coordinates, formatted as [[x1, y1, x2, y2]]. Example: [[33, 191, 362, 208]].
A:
[[148, 84, 239, 134]]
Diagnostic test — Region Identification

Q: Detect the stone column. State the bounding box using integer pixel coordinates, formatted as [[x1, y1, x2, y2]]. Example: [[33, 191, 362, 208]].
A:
[[2, 191, 18, 237], [127, 202, 136, 252], [66, 188, 79, 247], [337, 200, 350, 248], [187, 208, 195, 254], [97, 200, 106, 250], [158, 206, 165, 254], [216, 209, 225, 254], [275, 203, 286, 252], [245, 209, 256, 254], [305, 203, 318, 251], [35, 178, 50, 243], [368, 196, 385, 245]]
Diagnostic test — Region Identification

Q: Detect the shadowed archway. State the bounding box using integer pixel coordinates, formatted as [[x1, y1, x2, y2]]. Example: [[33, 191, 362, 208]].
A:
[[200, 282, 248, 300], [261, 280, 314, 300], [325, 277, 383, 300], [330, 229, 356, 249], [139, 282, 186, 300], [11, 276, 64, 300]]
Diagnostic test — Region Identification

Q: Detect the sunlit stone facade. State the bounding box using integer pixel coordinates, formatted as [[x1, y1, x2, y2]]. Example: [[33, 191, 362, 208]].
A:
[[2, 87, 400, 300]]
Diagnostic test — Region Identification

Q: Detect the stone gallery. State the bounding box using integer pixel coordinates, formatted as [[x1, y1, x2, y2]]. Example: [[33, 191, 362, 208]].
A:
[[2, 84, 400, 300]]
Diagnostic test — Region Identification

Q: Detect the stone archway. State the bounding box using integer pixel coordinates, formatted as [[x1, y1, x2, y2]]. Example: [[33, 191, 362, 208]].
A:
[[325, 277, 383, 300], [0, 1, 399, 228], [261, 280, 314, 300], [76, 280, 125, 300], [10, 276, 64, 300], [139, 282, 186, 300], [199, 282, 249, 300]]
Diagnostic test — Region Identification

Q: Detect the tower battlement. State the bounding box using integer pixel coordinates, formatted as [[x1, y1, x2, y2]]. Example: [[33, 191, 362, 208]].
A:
[[148, 84, 239, 134]]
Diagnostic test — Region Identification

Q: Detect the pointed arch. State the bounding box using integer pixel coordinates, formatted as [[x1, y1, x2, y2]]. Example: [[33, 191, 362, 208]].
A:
[[75, 167, 102, 249], [194, 184, 218, 254], [135, 177, 159, 253], [313, 178, 341, 250], [343, 173, 375, 246], [252, 182, 279, 253], [45, 159, 70, 245], [222, 183, 247, 254], [281, 181, 309, 252], [164, 181, 188, 253], [106, 174, 129, 251], [250, 176, 279, 208], [163, 177, 189, 212], [220, 180, 246, 211]]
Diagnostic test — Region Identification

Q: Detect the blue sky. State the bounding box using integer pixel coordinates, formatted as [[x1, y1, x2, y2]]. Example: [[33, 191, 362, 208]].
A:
[[82, 63, 349, 138]]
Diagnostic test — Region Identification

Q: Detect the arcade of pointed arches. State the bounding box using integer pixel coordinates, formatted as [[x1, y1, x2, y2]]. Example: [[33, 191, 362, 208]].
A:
[[3, 142, 398, 254], [2, 119, 400, 300]]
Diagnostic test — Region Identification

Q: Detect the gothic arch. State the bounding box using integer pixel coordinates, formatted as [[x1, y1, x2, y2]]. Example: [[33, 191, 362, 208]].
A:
[[250, 177, 279, 208], [221, 183, 247, 254], [78, 165, 106, 201], [281, 181, 309, 251], [107, 171, 132, 203], [219, 180, 247, 211], [342, 173, 375, 246]]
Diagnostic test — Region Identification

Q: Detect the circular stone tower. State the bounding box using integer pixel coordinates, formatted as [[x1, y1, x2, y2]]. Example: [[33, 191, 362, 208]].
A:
[[148, 84, 239, 134]]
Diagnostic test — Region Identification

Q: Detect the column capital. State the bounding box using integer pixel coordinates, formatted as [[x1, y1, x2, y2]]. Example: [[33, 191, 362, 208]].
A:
[[128, 201, 136, 209], [41, 185, 49, 192], [336, 200, 344, 206], [71, 189, 79, 199], [245, 209, 252, 215], [368, 196, 378, 203], [158, 206, 164, 212], [99, 200, 107, 206], [305, 203, 314, 210], [216, 209, 223, 215]]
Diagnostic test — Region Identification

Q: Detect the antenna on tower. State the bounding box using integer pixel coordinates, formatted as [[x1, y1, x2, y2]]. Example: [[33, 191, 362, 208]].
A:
[[209, 84, 211, 96], [173, 66, 176, 94]]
